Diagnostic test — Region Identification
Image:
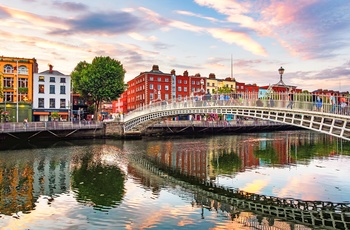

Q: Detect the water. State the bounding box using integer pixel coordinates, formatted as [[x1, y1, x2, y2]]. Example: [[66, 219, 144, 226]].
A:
[[0, 130, 349, 229]]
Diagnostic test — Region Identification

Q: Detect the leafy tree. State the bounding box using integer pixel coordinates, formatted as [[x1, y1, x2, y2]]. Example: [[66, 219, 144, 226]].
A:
[[71, 56, 126, 120]]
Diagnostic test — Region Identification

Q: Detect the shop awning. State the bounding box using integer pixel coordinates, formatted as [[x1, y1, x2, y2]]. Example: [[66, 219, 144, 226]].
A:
[[33, 111, 49, 115]]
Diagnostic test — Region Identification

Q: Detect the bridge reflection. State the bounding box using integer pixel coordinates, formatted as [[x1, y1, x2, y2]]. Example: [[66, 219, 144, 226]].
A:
[[126, 133, 350, 229]]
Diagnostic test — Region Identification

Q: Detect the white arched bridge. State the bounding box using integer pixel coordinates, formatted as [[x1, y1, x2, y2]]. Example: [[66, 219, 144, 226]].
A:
[[122, 93, 350, 141]]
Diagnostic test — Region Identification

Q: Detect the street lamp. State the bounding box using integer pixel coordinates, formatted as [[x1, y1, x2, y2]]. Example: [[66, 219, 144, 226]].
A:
[[278, 66, 284, 83], [16, 60, 18, 122]]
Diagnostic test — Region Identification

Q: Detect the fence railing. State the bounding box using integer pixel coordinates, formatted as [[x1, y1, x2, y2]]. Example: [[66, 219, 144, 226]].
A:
[[125, 92, 350, 122], [0, 121, 104, 133]]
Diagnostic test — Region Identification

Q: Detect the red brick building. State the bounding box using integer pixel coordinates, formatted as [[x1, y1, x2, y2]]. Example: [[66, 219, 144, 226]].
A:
[[126, 65, 206, 112]]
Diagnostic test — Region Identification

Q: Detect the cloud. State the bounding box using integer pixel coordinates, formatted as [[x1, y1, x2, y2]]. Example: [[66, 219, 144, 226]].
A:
[[175, 10, 221, 23], [207, 28, 267, 56], [50, 11, 142, 35], [52, 1, 89, 12], [194, 0, 350, 60]]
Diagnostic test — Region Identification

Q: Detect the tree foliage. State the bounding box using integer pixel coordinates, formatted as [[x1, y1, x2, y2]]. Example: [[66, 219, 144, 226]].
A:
[[71, 56, 126, 119]]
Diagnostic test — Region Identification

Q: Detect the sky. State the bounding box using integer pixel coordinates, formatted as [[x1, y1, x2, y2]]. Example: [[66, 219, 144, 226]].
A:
[[1, 0, 350, 92]]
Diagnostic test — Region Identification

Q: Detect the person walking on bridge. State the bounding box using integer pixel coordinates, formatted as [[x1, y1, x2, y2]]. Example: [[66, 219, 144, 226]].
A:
[[286, 88, 294, 109]]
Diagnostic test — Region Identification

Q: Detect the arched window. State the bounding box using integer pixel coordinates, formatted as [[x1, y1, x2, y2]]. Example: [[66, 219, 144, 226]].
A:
[[4, 64, 14, 73], [18, 65, 28, 75]]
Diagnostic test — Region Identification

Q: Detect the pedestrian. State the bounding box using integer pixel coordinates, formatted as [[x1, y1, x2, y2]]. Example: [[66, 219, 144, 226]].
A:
[[23, 118, 28, 128], [269, 97, 274, 107], [287, 88, 294, 109], [316, 95, 322, 112], [329, 93, 336, 113]]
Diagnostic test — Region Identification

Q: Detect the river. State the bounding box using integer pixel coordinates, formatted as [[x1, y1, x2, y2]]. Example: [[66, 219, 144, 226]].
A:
[[0, 130, 349, 229]]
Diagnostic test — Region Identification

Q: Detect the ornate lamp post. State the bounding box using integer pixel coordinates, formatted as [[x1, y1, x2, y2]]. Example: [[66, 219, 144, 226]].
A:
[[278, 66, 285, 84]]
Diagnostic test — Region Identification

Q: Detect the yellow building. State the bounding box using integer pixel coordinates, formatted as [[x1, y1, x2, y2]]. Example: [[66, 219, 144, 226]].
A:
[[206, 73, 219, 94], [206, 73, 236, 94], [0, 56, 38, 122]]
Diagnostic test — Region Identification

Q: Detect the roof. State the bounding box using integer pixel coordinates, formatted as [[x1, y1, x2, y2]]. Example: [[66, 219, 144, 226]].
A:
[[39, 70, 66, 75]]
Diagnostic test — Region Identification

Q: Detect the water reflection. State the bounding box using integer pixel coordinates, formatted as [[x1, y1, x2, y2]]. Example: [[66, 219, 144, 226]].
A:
[[70, 146, 126, 211], [141, 131, 350, 202], [0, 131, 349, 229]]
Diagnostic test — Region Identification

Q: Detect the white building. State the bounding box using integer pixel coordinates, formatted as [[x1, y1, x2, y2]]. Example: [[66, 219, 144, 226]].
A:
[[33, 65, 71, 121]]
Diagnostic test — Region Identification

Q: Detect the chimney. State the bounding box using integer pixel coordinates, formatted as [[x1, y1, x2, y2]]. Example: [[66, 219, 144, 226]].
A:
[[48, 64, 53, 73], [183, 70, 188, 77], [152, 65, 159, 71], [171, 69, 176, 75]]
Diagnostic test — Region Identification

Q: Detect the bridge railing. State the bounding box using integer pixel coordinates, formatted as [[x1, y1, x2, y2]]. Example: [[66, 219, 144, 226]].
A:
[[125, 92, 350, 121], [0, 121, 104, 133]]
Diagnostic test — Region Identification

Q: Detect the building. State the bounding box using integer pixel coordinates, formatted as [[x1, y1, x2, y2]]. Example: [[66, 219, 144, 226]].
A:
[[126, 65, 207, 112], [32, 64, 71, 121], [0, 56, 38, 122]]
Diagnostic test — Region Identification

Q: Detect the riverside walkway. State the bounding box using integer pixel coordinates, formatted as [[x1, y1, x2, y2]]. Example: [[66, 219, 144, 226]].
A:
[[123, 92, 350, 141]]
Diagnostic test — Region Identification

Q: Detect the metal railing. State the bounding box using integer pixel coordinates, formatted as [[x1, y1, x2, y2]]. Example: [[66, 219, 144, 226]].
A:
[[124, 92, 350, 122], [0, 121, 104, 133]]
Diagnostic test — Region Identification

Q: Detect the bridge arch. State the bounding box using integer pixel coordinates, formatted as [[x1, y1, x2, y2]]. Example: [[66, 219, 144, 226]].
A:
[[123, 97, 350, 141]]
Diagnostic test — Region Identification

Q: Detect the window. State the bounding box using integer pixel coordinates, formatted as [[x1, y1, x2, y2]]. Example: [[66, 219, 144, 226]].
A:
[[184, 87, 187, 92], [150, 77, 153, 81], [184, 80, 187, 84], [165, 94, 169, 100], [178, 86, 182, 92], [38, 98, 44, 108], [3, 64, 13, 74], [165, 85, 169, 90], [158, 77, 161, 82], [3, 77, 13, 88], [178, 79, 182, 84], [178, 95, 182, 100], [50, 98, 55, 108], [18, 78, 28, 88], [60, 85, 66, 94], [165, 78, 169, 82], [4, 92, 14, 102], [150, 93, 154, 100], [150, 84, 154, 90], [39, 76, 45, 82], [18, 66, 28, 75], [60, 78, 66, 83], [50, 77, 55, 82], [39, 84, 45, 93], [60, 99, 66, 108], [50, 85, 55, 94], [157, 85, 161, 90], [192, 80, 195, 85]]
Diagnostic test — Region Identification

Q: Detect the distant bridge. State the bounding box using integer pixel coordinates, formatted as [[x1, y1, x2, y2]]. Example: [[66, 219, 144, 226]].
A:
[[123, 93, 350, 141]]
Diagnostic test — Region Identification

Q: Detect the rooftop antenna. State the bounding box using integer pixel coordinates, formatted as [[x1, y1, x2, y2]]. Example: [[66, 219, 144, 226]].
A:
[[230, 54, 233, 79]]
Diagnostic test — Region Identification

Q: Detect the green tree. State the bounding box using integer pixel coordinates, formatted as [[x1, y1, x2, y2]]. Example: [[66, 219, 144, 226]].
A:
[[71, 56, 126, 120]]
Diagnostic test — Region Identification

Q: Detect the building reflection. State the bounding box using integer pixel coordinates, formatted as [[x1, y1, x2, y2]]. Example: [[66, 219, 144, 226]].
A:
[[0, 150, 71, 215], [143, 131, 345, 182]]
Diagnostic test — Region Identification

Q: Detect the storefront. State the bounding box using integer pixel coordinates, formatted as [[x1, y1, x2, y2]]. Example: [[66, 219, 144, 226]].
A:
[[32, 109, 69, 121]]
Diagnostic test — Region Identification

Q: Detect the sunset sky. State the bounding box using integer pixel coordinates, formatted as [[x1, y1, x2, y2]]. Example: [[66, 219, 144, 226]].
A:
[[1, 0, 350, 91]]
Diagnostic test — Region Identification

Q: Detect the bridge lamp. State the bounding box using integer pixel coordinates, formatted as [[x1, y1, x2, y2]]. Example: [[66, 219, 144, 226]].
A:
[[278, 66, 284, 82]]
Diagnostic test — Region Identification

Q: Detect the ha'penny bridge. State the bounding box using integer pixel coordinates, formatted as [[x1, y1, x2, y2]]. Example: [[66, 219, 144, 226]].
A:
[[123, 93, 350, 141], [129, 154, 350, 229], [2, 92, 350, 141]]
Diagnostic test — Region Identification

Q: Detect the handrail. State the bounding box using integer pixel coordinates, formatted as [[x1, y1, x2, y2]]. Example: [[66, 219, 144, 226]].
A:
[[0, 121, 104, 133]]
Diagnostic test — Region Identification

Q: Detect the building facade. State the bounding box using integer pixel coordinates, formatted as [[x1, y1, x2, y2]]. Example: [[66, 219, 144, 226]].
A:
[[0, 56, 38, 122], [126, 65, 207, 112], [32, 65, 71, 121]]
